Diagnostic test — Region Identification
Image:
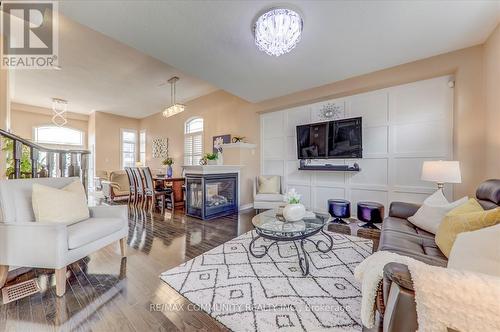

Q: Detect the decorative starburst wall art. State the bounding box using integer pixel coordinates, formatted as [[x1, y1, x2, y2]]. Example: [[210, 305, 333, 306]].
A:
[[317, 102, 344, 120], [152, 137, 169, 159]]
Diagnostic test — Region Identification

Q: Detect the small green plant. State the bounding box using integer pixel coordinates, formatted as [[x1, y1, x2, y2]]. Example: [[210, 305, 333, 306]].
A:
[[162, 157, 174, 166], [204, 152, 218, 160]]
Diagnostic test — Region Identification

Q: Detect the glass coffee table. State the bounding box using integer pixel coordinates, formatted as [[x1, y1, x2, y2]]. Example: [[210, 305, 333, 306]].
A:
[[250, 209, 333, 275]]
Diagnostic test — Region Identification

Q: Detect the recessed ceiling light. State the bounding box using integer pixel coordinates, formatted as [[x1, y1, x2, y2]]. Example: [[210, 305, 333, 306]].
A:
[[253, 8, 303, 57]]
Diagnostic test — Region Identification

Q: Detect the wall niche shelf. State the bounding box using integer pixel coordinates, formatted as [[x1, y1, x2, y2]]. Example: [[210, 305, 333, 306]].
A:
[[298, 165, 361, 172], [222, 142, 256, 149]]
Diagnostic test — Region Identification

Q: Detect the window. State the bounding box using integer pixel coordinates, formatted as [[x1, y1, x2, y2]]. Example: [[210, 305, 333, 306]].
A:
[[121, 129, 137, 169], [184, 117, 203, 165], [139, 130, 146, 166], [34, 126, 84, 146]]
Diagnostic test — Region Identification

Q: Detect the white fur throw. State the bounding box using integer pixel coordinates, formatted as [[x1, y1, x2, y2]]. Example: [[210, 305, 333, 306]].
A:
[[355, 251, 500, 332], [354, 251, 414, 328]]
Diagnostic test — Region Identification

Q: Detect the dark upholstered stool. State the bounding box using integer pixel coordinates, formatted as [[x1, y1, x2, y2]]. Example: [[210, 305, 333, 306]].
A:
[[357, 201, 384, 229], [328, 199, 351, 224]]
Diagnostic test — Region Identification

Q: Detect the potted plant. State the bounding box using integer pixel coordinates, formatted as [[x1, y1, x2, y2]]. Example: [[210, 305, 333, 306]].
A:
[[283, 188, 306, 222], [162, 157, 174, 178], [204, 153, 218, 165]]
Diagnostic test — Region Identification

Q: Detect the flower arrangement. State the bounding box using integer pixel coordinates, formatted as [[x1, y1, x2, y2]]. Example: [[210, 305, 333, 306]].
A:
[[282, 188, 305, 221], [214, 137, 224, 153], [284, 188, 301, 204], [162, 157, 174, 166]]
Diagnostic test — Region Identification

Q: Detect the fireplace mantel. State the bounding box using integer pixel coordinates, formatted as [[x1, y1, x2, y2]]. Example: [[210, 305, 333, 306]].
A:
[[182, 165, 243, 175]]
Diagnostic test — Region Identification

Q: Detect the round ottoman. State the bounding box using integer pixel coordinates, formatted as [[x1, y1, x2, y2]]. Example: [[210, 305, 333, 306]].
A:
[[357, 201, 384, 229], [328, 199, 351, 224]]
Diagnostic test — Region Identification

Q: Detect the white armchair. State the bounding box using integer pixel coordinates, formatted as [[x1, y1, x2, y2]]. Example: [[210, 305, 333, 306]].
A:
[[0, 177, 128, 296], [253, 175, 285, 212]]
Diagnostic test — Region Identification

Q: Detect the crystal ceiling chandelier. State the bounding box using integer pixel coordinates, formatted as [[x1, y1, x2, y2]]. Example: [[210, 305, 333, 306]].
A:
[[162, 76, 186, 118], [52, 98, 68, 127], [253, 8, 303, 57]]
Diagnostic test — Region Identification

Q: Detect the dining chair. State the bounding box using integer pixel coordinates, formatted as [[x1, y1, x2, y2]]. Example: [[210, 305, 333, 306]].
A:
[[141, 167, 173, 214], [163, 181, 175, 213], [131, 167, 145, 208], [124, 167, 136, 206]]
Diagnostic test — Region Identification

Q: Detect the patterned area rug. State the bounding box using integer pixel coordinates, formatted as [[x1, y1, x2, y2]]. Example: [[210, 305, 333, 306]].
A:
[[160, 230, 372, 332]]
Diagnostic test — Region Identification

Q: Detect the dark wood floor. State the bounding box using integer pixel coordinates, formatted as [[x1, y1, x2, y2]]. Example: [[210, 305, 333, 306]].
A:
[[0, 205, 256, 332]]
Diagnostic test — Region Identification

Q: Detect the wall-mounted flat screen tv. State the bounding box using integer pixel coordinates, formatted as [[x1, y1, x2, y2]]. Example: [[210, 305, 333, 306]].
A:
[[296, 117, 362, 159]]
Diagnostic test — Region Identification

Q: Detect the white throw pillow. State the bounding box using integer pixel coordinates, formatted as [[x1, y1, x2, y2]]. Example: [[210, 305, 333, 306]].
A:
[[258, 176, 280, 194], [448, 224, 500, 277], [407, 190, 468, 234], [32, 181, 89, 223]]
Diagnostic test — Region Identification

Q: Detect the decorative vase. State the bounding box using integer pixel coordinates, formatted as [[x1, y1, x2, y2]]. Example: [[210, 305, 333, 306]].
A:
[[166, 165, 173, 178], [207, 159, 217, 165], [283, 203, 306, 222], [217, 151, 223, 165]]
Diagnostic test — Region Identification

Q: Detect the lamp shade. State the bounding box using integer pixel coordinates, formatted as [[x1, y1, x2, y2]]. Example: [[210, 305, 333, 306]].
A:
[[421, 161, 461, 184]]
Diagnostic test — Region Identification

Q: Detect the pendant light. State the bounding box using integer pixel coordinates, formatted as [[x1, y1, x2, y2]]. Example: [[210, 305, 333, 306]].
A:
[[162, 76, 186, 118]]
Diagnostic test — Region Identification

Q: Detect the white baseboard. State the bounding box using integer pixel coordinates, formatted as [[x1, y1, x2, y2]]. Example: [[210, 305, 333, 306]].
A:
[[239, 203, 254, 211]]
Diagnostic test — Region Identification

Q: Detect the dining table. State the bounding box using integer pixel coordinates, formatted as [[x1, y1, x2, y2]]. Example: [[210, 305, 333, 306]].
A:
[[153, 176, 185, 208]]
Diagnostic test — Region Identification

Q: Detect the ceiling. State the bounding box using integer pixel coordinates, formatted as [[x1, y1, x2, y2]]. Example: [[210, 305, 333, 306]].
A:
[[11, 14, 217, 118], [58, 0, 500, 103]]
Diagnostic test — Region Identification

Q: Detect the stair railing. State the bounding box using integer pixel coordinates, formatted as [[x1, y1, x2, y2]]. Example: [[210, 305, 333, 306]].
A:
[[0, 129, 90, 192]]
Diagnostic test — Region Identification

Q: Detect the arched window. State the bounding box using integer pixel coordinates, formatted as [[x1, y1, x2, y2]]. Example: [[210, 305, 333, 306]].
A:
[[33, 126, 84, 146], [184, 117, 203, 165]]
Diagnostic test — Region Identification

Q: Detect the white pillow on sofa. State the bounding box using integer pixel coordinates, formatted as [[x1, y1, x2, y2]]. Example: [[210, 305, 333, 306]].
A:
[[32, 180, 89, 223], [448, 224, 500, 277], [408, 190, 467, 234]]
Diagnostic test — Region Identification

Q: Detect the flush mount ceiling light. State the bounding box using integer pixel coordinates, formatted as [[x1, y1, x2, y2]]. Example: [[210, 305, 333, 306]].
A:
[[51, 98, 68, 127], [253, 8, 303, 57], [162, 76, 186, 118]]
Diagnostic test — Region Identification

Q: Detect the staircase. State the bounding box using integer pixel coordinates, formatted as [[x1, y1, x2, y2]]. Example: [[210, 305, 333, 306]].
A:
[[0, 129, 90, 191]]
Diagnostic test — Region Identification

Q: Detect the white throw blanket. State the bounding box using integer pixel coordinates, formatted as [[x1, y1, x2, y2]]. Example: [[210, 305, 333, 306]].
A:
[[354, 251, 500, 332]]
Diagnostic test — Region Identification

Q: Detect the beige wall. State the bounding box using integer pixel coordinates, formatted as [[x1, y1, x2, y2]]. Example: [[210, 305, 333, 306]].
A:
[[484, 24, 500, 180], [0, 36, 11, 131], [0, 69, 10, 131], [139, 90, 260, 206], [93, 111, 140, 172], [10, 103, 89, 147]]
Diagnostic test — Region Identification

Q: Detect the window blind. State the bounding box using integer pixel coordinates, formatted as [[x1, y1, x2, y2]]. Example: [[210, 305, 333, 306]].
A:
[[184, 133, 202, 165]]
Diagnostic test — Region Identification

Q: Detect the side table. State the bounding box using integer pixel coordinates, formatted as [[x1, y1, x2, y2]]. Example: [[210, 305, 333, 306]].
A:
[[327, 218, 381, 253], [357, 228, 381, 252]]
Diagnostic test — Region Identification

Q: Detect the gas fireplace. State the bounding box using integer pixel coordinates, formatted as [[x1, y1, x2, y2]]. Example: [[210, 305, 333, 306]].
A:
[[185, 172, 238, 220]]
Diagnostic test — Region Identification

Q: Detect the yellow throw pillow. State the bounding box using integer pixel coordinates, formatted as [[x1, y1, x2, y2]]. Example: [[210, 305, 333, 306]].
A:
[[436, 208, 500, 257], [32, 181, 89, 223], [258, 176, 280, 194], [447, 198, 483, 216]]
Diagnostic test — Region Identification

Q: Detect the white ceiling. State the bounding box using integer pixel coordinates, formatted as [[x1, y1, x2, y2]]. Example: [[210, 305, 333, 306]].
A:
[[11, 14, 217, 118], [58, 0, 500, 103]]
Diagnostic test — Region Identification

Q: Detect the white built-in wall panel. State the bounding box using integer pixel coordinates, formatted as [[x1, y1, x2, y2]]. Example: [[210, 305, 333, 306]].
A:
[[260, 76, 454, 216]]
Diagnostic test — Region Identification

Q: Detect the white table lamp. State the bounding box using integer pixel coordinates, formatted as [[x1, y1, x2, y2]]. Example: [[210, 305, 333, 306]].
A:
[[421, 161, 461, 189]]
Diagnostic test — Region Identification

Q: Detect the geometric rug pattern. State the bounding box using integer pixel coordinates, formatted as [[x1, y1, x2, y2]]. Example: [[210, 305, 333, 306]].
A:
[[161, 230, 372, 332]]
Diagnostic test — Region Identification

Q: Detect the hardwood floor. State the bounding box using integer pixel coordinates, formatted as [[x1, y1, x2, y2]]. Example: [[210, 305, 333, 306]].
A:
[[0, 205, 256, 332]]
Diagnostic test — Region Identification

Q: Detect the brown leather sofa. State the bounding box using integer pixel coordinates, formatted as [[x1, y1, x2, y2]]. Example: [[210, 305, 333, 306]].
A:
[[374, 179, 500, 332]]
